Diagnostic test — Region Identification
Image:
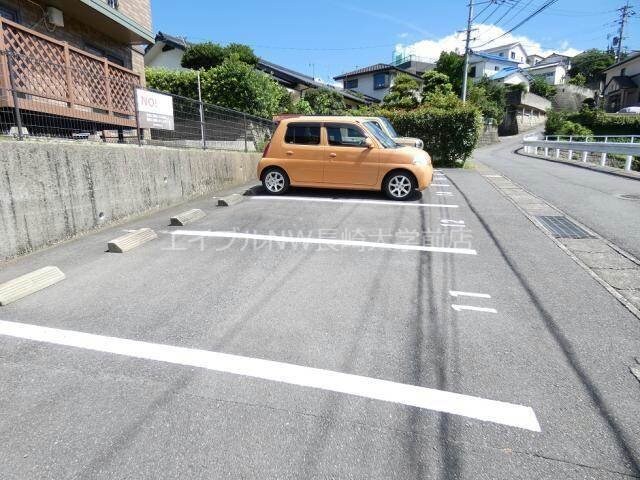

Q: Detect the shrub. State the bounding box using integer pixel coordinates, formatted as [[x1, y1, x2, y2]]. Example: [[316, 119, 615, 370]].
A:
[[181, 42, 226, 70], [302, 88, 346, 115], [530, 76, 557, 100], [422, 70, 453, 96], [382, 106, 482, 167], [146, 61, 287, 118], [181, 42, 258, 70], [546, 109, 640, 136], [557, 121, 592, 136], [383, 73, 421, 109]]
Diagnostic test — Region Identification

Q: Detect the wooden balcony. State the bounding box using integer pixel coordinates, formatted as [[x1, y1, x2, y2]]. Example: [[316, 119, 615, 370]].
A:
[[0, 17, 140, 128]]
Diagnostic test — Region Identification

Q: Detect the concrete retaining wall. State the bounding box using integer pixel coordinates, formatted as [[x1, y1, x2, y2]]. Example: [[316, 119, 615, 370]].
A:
[[0, 141, 261, 261], [477, 120, 499, 147]]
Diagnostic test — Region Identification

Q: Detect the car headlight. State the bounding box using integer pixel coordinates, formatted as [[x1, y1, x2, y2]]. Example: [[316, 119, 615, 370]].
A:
[[413, 156, 428, 166]]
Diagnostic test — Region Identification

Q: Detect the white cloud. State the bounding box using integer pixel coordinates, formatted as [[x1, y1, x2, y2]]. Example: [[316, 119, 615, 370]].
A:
[[398, 32, 410, 39], [395, 24, 582, 62]]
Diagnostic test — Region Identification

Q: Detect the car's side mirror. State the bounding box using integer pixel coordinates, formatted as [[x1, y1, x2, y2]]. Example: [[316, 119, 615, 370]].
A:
[[364, 138, 374, 149]]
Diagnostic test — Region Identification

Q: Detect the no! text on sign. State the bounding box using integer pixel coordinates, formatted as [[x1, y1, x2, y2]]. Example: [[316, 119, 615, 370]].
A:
[[135, 89, 175, 130]]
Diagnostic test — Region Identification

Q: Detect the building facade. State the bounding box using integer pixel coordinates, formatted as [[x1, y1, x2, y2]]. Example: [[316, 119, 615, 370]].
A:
[[0, 0, 153, 133], [601, 52, 640, 112], [333, 63, 424, 102]]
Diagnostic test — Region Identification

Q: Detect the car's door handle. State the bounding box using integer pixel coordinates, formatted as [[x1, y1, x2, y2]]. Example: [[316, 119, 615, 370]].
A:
[[286, 150, 294, 156], [329, 153, 337, 158]]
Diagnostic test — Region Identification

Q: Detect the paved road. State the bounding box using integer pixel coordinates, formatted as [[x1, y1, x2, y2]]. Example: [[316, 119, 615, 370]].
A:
[[474, 135, 640, 259], [1, 164, 639, 479]]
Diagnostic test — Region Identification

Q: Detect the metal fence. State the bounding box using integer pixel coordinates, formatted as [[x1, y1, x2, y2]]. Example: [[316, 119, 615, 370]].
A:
[[523, 135, 640, 171], [0, 50, 275, 152]]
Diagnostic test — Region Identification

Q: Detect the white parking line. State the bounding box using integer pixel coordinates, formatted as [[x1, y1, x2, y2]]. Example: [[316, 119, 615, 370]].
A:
[[449, 291, 492, 299], [452, 305, 498, 314], [436, 192, 453, 196], [431, 184, 451, 187], [162, 231, 478, 255], [249, 196, 459, 208], [0, 320, 540, 431]]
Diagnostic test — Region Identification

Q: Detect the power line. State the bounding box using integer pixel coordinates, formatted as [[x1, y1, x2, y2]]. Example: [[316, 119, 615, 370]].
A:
[[473, 0, 559, 48], [493, 0, 522, 26], [614, 1, 636, 60]]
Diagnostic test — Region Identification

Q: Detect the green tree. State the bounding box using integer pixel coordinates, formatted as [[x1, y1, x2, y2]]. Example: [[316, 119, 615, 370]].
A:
[[530, 76, 557, 100], [224, 43, 259, 66], [201, 59, 287, 117], [288, 98, 314, 115], [383, 73, 421, 109], [568, 49, 615, 85], [181, 42, 226, 70], [421, 70, 453, 96], [467, 78, 507, 123], [302, 88, 346, 115], [435, 51, 465, 95], [568, 72, 587, 86]]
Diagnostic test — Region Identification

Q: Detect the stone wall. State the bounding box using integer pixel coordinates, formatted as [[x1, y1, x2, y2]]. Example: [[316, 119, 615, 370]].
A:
[[0, 141, 261, 261]]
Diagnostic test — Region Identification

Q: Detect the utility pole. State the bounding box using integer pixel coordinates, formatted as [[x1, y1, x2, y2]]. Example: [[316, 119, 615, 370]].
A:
[[615, 1, 635, 61], [461, 0, 474, 103]]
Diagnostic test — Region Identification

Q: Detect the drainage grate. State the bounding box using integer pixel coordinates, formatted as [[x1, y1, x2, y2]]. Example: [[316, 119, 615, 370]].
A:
[[617, 194, 640, 201], [535, 216, 594, 239]]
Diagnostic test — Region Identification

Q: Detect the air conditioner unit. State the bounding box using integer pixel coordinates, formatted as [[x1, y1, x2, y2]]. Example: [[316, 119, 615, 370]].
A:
[[46, 7, 64, 27]]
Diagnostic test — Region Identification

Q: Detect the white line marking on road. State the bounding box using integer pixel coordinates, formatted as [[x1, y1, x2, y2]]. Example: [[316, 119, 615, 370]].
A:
[[249, 196, 458, 208], [483, 175, 503, 178], [440, 220, 465, 228], [436, 192, 453, 196], [452, 305, 498, 314], [431, 184, 451, 187], [449, 291, 492, 299], [162, 231, 478, 255], [0, 320, 540, 431]]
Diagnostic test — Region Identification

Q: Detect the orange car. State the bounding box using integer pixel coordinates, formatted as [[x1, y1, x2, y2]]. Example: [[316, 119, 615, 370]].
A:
[[257, 116, 433, 201]]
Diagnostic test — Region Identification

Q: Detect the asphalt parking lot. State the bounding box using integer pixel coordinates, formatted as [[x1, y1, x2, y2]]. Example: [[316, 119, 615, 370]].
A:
[[1, 167, 639, 479]]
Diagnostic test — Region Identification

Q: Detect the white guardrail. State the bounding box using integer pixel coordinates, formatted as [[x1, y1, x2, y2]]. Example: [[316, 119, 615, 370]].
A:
[[522, 135, 640, 171]]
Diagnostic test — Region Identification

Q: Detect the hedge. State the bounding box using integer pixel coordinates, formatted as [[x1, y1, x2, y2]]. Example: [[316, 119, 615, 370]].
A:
[[546, 109, 640, 136], [383, 107, 482, 167]]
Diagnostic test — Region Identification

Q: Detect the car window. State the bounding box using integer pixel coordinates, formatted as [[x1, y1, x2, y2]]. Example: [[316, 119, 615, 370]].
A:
[[363, 121, 399, 149], [284, 124, 321, 145], [326, 124, 368, 147]]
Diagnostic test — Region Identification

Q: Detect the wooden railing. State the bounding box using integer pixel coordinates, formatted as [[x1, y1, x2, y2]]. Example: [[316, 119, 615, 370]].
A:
[[0, 16, 140, 126]]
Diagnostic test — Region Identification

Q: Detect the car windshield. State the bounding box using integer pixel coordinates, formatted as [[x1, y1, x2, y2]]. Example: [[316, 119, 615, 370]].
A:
[[363, 121, 400, 149], [378, 117, 399, 138]]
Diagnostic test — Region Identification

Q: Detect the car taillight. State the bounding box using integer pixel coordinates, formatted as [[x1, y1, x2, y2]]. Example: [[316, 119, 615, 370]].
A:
[[262, 141, 271, 158]]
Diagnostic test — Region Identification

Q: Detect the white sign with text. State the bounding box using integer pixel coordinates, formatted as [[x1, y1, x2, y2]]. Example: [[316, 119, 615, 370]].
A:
[[136, 89, 175, 130]]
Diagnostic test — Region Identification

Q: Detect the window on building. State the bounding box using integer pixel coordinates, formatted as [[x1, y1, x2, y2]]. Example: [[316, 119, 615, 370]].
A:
[[494, 66, 500, 71], [326, 124, 368, 147], [0, 4, 18, 21], [345, 78, 358, 89], [373, 72, 390, 90], [469, 66, 477, 77], [107, 0, 119, 9], [84, 43, 125, 67], [284, 124, 321, 145], [510, 51, 516, 59]]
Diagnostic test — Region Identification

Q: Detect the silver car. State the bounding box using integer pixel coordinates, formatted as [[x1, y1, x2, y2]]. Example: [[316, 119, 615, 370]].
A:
[[358, 116, 424, 150]]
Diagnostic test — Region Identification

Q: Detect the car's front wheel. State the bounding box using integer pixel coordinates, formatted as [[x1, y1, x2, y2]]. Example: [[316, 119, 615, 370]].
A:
[[262, 167, 290, 195], [383, 171, 416, 201]]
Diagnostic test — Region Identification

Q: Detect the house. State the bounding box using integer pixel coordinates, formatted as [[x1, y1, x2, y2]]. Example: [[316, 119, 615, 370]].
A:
[[143, 32, 375, 107], [527, 54, 544, 67], [526, 53, 571, 85], [333, 63, 424, 102], [144, 32, 189, 70], [256, 59, 377, 107], [489, 66, 532, 89], [0, 0, 153, 133], [479, 42, 529, 66], [390, 54, 434, 76], [601, 51, 640, 112], [468, 51, 522, 83]]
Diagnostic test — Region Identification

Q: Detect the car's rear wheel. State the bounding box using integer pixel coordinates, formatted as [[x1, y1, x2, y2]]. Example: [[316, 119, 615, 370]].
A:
[[262, 167, 290, 195], [383, 171, 416, 201]]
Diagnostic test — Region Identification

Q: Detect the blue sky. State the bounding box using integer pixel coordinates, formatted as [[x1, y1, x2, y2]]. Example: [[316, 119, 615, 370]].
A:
[[152, 0, 637, 83]]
